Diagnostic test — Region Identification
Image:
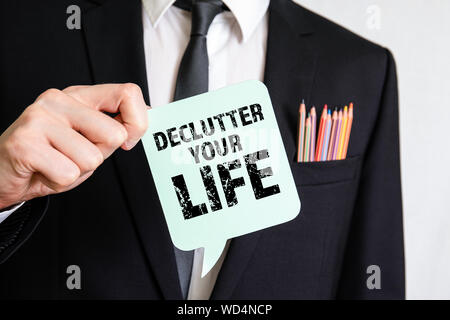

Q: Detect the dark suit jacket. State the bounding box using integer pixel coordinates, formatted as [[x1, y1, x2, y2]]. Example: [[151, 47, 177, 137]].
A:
[[0, 0, 405, 299]]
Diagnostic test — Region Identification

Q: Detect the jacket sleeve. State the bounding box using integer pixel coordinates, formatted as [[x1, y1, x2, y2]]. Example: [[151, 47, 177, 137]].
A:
[[337, 49, 405, 299], [0, 196, 48, 264]]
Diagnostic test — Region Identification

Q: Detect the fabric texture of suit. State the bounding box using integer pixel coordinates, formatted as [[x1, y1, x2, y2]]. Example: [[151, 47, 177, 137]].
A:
[[0, 0, 405, 299]]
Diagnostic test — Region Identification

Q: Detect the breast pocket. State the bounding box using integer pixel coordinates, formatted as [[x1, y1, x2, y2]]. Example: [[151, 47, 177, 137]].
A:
[[257, 156, 363, 295], [288, 156, 363, 284], [290, 155, 362, 187]]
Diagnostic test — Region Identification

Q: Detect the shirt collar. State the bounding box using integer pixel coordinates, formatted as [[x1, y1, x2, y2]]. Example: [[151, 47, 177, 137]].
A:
[[142, 0, 270, 42]]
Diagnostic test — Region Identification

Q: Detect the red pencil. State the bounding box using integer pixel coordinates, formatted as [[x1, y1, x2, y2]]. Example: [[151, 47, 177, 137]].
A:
[[314, 105, 327, 161]]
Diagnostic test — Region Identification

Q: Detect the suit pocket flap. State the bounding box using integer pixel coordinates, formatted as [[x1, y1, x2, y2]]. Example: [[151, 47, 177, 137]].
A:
[[290, 155, 362, 186]]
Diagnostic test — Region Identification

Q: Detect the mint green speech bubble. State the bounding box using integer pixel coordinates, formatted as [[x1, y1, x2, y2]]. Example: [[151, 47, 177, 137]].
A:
[[142, 80, 300, 277]]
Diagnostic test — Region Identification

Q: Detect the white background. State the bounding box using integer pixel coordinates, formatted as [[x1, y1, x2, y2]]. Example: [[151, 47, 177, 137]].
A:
[[293, 0, 450, 299]]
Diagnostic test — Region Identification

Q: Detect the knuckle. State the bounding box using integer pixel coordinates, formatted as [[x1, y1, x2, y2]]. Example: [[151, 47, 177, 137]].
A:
[[83, 149, 103, 171], [36, 88, 63, 105], [56, 166, 80, 187], [15, 107, 51, 143], [133, 118, 148, 136], [121, 83, 142, 98], [22, 104, 45, 125], [104, 127, 127, 147], [63, 85, 81, 93], [139, 119, 149, 135]]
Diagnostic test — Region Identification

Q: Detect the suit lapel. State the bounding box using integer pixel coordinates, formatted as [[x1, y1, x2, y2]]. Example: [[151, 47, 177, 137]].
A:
[[83, 0, 182, 299], [264, 0, 317, 162], [211, 0, 318, 299]]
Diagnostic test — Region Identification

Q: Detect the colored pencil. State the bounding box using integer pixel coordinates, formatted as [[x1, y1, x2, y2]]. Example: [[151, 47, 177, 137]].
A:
[[327, 109, 338, 161], [332, 109, 343, 160], [297, 100, 306, 162], [309, 107, 317, 162], [342, 103, 354, 159], [304, 115, 311, 162], [337, 106, 348, 160], [314, 105, 327, 161], [321, 110, 332, 161]]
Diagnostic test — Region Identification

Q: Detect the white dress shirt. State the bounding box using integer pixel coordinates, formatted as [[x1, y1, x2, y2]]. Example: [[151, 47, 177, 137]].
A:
[[0, 202, 24, 224], [0, 0, 270, 300], [142, 0, 269, 299], [142, 0, 269, 107]]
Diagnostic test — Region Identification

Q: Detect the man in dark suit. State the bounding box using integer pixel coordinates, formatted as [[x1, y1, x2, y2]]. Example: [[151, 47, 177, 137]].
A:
[[0, 0, 404, 299]]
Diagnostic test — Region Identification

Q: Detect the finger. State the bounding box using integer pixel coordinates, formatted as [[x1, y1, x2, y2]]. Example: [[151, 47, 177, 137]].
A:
[[67, 105, 128, 158], [37, 90, 129, 158], [46, 125, 104, 174], [30, 170, 94, 197], [27, 144, 81, 192], [64, 84, 148, 150]]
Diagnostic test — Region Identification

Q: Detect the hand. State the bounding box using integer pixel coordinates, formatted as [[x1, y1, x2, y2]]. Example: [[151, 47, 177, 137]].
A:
[[0, 83, 149, 209]]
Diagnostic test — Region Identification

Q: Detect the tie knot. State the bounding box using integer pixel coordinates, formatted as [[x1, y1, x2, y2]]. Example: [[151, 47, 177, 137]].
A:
[[175, 0, 225, 37]]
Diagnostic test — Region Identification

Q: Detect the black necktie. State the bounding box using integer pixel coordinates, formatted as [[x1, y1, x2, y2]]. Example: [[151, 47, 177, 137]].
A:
[[173, 0, 226, 100], [172, 0, 225, 299]]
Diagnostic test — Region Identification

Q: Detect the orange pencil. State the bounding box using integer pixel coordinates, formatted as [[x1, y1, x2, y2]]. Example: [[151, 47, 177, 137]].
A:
[[327, 109, 338, 161], [297, 100, 306, 162], [314, 105, 327, 161], [303, 115, 311, 162], [337, 106, 348, 160], [342, 103, 354, 158], [309, 107, 317, 162]]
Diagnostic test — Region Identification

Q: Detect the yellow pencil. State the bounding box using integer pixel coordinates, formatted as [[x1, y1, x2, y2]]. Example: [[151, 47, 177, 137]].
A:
[[304, 116, 311, 162], [337, 106, 348, 160], [342, 103, 354, 159]]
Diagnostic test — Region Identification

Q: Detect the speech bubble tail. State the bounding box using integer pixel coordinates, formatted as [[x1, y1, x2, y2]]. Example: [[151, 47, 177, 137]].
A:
[[201, 240, 226, 278]]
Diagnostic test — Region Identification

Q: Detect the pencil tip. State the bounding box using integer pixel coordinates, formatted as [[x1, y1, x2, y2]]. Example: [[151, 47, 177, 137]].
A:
[[299, 102, 305, 112], [302, 98, 305, 104]]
